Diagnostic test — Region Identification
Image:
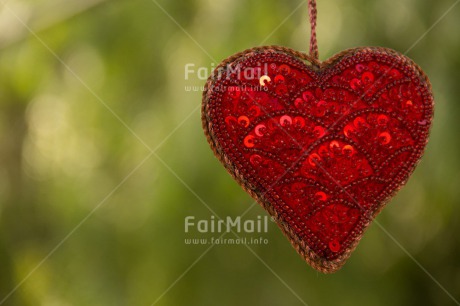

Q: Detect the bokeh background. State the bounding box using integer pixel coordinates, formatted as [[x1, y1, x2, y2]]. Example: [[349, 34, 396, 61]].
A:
[[0, 0, 459, 305]]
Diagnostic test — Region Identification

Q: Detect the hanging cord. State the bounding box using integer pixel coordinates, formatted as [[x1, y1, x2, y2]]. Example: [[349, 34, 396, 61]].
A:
[[308, 0, 319, 61]]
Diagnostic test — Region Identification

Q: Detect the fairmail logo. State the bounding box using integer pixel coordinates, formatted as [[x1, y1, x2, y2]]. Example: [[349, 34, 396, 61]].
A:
[[184, 215, 270, 233]]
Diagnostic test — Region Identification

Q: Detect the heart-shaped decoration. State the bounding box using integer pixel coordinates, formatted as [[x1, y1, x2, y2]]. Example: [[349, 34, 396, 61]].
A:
[[202, 46, 433, 272]]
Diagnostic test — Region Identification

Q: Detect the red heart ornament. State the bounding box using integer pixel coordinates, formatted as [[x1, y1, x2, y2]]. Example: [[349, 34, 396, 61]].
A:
[[202, 46, 433, 273]]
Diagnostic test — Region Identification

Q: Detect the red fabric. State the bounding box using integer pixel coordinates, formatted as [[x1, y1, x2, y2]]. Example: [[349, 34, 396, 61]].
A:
[[203, 47, 433, 271]]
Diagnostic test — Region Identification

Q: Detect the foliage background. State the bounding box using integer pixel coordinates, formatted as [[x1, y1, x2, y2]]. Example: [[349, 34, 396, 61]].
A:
[[0, 0, 459, 305]]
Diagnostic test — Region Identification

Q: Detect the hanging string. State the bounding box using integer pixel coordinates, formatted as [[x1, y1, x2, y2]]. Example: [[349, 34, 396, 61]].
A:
[[308, 0, 319, 61]]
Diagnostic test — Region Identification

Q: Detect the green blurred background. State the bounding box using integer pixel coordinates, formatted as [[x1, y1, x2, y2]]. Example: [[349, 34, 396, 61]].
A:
[[0, 0, 459, 305]]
